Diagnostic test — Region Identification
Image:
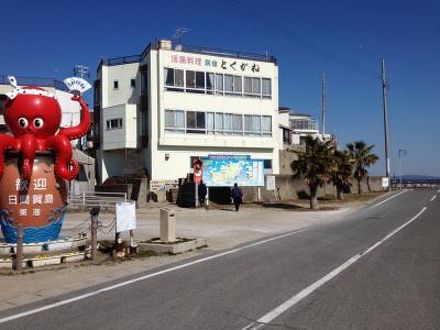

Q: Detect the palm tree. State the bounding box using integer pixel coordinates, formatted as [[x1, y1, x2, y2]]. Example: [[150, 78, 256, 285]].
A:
[[346, 141, 379, 194], [332, 149, 354, 200], [291, 136, 336, 209]]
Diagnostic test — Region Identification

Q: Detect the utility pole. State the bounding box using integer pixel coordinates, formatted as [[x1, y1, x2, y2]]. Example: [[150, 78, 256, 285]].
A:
[[321, 72, 326, 139], [381, 59, 391, 191]]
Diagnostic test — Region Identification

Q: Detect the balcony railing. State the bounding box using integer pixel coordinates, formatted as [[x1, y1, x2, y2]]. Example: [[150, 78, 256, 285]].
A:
[[0, 75, 68, 91], [290, 119, 318, 131]]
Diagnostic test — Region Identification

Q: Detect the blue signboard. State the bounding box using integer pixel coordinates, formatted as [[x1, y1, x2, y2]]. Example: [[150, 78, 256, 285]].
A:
[[201, 155, 264, 187]]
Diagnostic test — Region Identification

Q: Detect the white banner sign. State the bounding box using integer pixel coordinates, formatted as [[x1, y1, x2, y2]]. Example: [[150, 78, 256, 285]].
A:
[[63, 77, 92, 94], [266, 175, 276, 191], [116, 201, 136, 233], [382, 177, 389, 188]]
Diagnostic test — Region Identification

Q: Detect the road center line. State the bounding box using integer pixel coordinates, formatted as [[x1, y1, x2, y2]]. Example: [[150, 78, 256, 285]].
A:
[[0, 228, 310, 324], [366, 190, 407, 210], [242, 206, 427, 330], [430, 195, 437, 202]]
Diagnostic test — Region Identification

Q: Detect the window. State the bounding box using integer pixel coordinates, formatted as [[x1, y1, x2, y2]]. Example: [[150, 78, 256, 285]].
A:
[[113, 80, 119, 90], [264, 159, 272, 169], [232, 114, 243, 134], [262, 78, 271, 98], [215, 74, 223, 95], [106, 118, 123, 130], [244, 77, 261, 97], [165, 110, 185, 133], [186, 111, 206, 134], [207, 112, 215, 134], [164, 68, 184, 91], [262, 116, 272, 136], [206, 73, 214, 94], [186, 70, 195, 88], [244, 115, 271, 136], [130, 78, 136, 88], [215, 113, 223, 134], [224, 75, 242, 96]]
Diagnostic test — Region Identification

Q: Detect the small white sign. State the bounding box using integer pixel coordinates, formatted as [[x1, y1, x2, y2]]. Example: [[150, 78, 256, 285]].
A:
[[63, 77, 92, 94], [266, 175, 276, 191], [382, 177, 389, 188], [116, 201, 136, 233]]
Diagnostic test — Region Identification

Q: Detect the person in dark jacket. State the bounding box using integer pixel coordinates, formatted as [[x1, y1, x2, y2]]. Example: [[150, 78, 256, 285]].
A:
[[198, 180, 207, 205], [231, 183, 243, 212]]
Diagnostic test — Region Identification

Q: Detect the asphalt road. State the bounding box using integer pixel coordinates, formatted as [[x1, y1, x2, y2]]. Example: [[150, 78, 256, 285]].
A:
[[0, 188, 438, 329]]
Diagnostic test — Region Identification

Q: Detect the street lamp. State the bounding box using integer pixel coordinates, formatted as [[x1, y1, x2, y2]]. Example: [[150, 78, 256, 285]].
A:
[[398, 149, 407, 189]]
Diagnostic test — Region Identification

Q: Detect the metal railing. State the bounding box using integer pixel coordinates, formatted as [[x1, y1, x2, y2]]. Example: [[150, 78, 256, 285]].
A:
[[67, 191, 128, 208], [0, 75, 68, 91]]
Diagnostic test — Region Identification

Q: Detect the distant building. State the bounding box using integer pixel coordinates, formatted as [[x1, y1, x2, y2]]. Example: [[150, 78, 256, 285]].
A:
[[278, 106, 331, 149], [94, 40, 280, 185]]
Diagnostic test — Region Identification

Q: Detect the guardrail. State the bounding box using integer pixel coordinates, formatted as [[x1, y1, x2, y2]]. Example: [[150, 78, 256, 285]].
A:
[[67, 191, 128, 209]]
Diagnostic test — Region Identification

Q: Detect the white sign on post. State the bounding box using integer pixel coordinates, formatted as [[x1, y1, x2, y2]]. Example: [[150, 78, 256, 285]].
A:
[[266, 175, 276, 191], [382, 177, 389, 188], [116, 201, 136, 233]]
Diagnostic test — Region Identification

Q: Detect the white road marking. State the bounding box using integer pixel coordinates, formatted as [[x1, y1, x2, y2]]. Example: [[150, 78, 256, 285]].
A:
[[0, 228, 310, 324], [242, 206, 427, 330], [430, 195, 437, 202], [367, 190, 407, 210]]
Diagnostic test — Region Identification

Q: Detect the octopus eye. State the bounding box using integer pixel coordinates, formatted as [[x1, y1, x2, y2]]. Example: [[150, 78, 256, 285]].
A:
[[18, 117, 28, 128], [33, 118, 44, 129]]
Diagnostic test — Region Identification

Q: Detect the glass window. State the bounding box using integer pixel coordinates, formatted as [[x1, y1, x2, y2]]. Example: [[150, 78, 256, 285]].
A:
[[186, 71, 195, 88], [244, 115, 252, 135], [215, 113, 223, 133], [262, 116, 272, 136], [252, 115, 261, 135], [262, 78, 271, 98], [196, 71, 205, 89], [165, 110, 185, 133], [232, 114, 243, 134], [130, 78, 136, 88], [164, 68, 174, 86], [175, 69, 184, 87], [186, 111, 205, 134], [113, 80, 119, 90], [215, 74, 223, 94], [186, 111, 196, 128], [207, 112, 215, 133], [223, 113, 232, 134], [252, 78, 261, 95], [244, 77, 252, 94], [206, 73, 214, 93], [233, 76, 242, 94], [224, 75, 233, 92]]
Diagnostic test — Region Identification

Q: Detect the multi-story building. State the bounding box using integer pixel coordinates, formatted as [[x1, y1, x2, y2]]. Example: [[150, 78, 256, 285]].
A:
[[94, 40, 280, 185]]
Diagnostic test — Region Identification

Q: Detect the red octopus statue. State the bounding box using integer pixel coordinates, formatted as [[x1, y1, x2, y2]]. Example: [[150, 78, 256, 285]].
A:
[[0, 78, 90, 181]]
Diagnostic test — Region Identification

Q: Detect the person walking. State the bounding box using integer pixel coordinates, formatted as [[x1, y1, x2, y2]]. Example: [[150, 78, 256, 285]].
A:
[[231, 183, 243, 212], [198, 180, 207, 205]]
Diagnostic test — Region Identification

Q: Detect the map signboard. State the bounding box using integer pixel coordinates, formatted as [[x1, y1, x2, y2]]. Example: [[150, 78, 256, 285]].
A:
[[201, 155, 264, 187]]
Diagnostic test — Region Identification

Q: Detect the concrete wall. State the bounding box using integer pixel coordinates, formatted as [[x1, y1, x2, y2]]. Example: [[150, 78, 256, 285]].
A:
[[240, 175, 385, 203]]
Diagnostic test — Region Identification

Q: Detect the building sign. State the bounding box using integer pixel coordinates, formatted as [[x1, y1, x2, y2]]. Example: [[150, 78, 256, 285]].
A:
[[170, 54, 260, 73], [116, 201, 136, 233], [201, 155, 264, 187]]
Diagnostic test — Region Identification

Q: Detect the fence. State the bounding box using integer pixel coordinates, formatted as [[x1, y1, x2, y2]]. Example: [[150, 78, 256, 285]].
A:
[[67, 191, 128, 209]]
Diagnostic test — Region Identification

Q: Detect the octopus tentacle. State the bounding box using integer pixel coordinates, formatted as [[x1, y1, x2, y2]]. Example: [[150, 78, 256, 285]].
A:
[[0, 134, 17, 178], [46, 134, 78, 180], [60, 96, 91, 140], [54, 158, 79, 181]]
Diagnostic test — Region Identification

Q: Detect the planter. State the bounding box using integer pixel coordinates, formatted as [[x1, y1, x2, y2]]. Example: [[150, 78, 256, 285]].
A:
[[137, 238, 207, 255], [0, 153, 67, 243]]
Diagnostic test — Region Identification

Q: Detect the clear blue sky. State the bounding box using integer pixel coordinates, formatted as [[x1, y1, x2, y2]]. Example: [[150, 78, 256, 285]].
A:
[[1, 0, 439, 176]]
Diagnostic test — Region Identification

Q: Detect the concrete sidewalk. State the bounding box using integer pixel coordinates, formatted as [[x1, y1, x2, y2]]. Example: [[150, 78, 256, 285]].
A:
[[0, 202, 364, 312]]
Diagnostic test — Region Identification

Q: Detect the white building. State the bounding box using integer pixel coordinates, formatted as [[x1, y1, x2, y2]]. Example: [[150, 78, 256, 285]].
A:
[[278, 106, 331, 149], [94, 40, 280, 186]]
